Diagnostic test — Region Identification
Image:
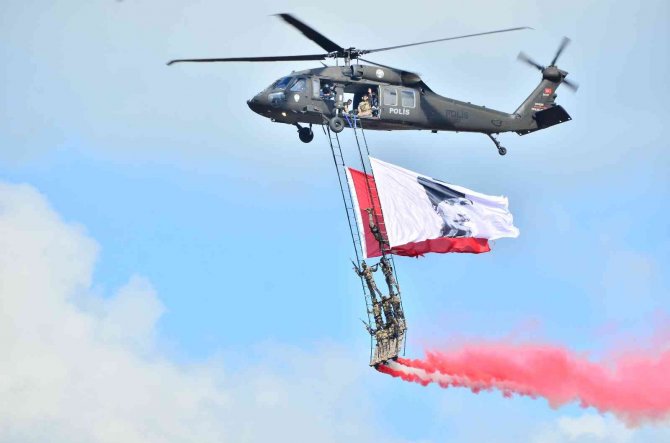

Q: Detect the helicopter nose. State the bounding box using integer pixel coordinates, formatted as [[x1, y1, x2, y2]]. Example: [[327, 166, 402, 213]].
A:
[[247, 98, 259, 113], [247, 95, 267, 115]]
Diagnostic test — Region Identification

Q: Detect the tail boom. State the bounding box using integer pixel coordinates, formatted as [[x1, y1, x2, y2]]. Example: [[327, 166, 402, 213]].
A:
[[512, 67, 572, 135]]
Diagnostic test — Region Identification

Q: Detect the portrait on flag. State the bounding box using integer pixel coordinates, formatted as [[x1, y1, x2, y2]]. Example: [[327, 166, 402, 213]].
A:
[[417, 176, 474, 238]]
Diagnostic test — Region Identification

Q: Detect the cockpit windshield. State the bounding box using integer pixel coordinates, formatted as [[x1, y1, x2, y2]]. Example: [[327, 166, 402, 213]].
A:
[[271, 76, 293, 90]]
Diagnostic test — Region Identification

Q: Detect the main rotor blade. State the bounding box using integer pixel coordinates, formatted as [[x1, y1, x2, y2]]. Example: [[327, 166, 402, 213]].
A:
[[276, 13, 343, 53], [550, 36, 570, 66], [517, 51, 544, 71], [362, 26, 532, 55], [167, 54, 326, 65]]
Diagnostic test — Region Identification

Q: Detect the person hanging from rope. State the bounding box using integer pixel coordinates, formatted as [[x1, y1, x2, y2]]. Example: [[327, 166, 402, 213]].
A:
[[380, 256, 405, 330], [365, 207, 388, 247], [352, 260, 384, 330], [380, 294, 398, 331], [380, 256, 400, 295], [378, 258, 400, 333]]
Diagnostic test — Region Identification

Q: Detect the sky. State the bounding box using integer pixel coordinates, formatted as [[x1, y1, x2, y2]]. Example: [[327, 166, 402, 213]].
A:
[[1, 0, 669, 441]]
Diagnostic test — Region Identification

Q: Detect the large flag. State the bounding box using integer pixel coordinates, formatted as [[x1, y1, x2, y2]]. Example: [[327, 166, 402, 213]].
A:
[[346, 158, 519, 258]]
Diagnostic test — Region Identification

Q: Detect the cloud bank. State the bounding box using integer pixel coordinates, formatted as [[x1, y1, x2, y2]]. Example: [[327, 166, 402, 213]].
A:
[[0, 182, 397, 443]]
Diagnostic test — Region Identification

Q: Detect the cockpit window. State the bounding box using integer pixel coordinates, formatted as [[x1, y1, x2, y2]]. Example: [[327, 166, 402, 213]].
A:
[[272, 77, 292, 89], [289, 78, 306, 92]]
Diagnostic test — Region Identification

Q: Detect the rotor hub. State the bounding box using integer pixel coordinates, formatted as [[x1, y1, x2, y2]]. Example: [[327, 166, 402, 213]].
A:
[[542, 66, 563, 82]]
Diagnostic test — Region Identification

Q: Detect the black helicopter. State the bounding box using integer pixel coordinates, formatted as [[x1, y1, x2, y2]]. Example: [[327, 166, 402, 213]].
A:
[[168, 14, 578, 155]]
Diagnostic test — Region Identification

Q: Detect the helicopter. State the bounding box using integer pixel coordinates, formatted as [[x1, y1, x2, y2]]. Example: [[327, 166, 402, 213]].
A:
[[168, 14, 578, 156]]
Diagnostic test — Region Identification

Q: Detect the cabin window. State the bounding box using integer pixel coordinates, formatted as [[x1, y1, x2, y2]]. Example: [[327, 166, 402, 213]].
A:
[[383, 88, 397, 106], [401, 90, 415, 108], [312, 78, 321, 98], [290, 78, 306, 92]]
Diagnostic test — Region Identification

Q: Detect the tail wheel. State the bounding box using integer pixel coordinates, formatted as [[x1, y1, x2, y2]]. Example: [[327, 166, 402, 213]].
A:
[[329, 116, 345, 133], [298, 127, 314, 143]]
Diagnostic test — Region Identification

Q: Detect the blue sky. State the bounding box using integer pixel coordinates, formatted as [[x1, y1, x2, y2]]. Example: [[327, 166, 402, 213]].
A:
[[1, 0, 669, 441]]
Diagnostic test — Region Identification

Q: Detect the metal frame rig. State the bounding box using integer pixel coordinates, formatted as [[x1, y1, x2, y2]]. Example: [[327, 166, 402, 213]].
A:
[[324, 117, 407, 367], [354, 257, 407, 367]]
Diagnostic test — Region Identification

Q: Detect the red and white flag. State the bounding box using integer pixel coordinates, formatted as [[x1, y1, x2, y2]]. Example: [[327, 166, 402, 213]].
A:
[[346, 158, 519, 258]]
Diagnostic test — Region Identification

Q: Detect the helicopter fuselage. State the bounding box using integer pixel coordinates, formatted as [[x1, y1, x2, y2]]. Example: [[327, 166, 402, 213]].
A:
[[246, 64, 560, 136]]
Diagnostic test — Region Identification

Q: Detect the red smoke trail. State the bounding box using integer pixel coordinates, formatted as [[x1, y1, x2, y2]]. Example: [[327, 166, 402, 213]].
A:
[[378, 344, 670, 424]]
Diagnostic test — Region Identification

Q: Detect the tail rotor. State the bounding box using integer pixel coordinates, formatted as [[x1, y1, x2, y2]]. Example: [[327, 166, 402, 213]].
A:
[[550, 36, 570, 66], [517, 51, 544, 71], [518, 37, 579, 92]]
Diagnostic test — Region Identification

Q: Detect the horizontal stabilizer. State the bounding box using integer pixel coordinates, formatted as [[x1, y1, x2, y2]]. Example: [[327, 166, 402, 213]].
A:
[[517, 105, 571, 135]]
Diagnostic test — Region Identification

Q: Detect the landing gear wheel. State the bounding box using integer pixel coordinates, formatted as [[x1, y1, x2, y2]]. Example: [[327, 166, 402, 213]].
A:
[[298, 127, 314, 143], [328, 116, 345, 133], [487, 134, 508, 157]]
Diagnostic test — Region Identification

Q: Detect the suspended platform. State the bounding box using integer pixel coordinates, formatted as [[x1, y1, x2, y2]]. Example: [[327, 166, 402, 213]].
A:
[[372, 326, 406, 367]]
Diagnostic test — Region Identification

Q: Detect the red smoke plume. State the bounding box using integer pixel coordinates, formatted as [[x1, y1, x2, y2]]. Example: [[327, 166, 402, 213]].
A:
[[378, 344, 670, 424]]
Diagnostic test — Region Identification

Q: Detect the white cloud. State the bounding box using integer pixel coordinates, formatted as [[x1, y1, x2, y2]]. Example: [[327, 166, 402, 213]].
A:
[[0, 181, 404, 443], [532, 414, 635, 443], [558, 414, 633, 441]]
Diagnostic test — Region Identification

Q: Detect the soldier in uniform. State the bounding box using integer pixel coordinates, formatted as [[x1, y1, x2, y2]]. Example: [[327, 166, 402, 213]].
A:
[[365, 207, 388, 246], [376, 327, 389, 341], [390, 294, 405, 330], [343, 98, 353, 114], [357, 94, 373, 117], [374, 326, 399, 363], [380, 295, 396, 329], [353, 260, 384, 329], [353, 260, 382, 297], [380, 256, 405, 329], [380, 256, 399, 295], [369, 298, 384, 331], [367, 87, 379, 117]]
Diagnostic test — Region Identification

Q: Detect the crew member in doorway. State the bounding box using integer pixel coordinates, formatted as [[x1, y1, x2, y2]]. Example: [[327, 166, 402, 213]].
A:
[[368, 87, 378, 107], [357, 94, 373, 117], [321, 83, 335, 100]]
